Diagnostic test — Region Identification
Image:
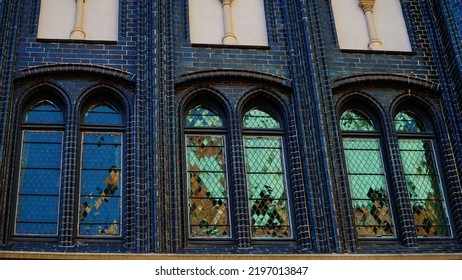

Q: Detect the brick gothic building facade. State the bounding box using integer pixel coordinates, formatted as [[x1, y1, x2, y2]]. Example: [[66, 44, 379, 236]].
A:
[[0, 1, 462, 258]]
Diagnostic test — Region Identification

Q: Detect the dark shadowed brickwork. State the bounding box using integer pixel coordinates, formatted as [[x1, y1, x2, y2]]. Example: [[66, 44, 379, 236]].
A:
[[0, 0, 461, 257]]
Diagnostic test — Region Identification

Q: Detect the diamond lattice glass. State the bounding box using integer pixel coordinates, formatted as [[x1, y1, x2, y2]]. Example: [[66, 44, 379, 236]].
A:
[[340, 109, 375, 131], [186, 135, 230, 238], [343, 138, 395, 237], [25, 100, 64, 124], [243, 108, 280, 129], [186, 106, 223, 128], [83, 103, 122, 126], [244, 136, 291, 238]]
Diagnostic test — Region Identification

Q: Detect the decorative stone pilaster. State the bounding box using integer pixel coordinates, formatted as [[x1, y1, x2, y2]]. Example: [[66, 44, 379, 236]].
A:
[[219, 0, 238, 44], [70, 0, 86, 39], [358, 0, 383, 50]]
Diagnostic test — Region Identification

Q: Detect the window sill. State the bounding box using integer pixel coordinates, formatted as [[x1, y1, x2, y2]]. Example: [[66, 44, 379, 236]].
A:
[[190, 43, 270, 50]]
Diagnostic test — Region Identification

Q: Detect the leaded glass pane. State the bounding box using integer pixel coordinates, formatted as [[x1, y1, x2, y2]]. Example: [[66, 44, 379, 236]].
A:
[[186, 106, 223, 128], [15, 131, 63, 235], [399, 139, 451, 237], [343, 138, 395, 238], [340, 110, 375, 131], [243, 108, 280, 129], [25, 100, 64, 124], [83, 103, 122, 126], [79, 132, 122, 236], [395, 111, 424, 133], [186, 135, 230, 238], [244, 136, 291, 238]]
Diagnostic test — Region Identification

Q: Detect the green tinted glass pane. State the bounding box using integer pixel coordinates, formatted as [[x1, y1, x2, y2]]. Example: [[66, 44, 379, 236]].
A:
[[186, 135, 230, 238], [78, 133, 122, 237], [244, 136, 291, 239], [15, 131, 63, 236], [395, 111, 424, 133], [343, 138, 395, 238], [186, 106, 223, 127], [340, 110, 375, 131], [25, 101, 64, 124], [399, 139, 451, 237], [243, 108, 280, 129]]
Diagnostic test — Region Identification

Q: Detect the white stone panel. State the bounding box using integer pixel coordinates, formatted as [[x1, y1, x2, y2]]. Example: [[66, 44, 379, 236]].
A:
[[332, 0, 412, 51], [37, 0, 119, 41], [189, 0, 224, 45], [233, 0, 268, 46]]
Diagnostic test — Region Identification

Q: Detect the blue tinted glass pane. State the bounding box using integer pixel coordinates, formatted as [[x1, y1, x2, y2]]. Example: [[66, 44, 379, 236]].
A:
[[243, 109, 280, 129], [186, 106, 223, 128], [18, 169, 61, 195], [25, 101, 64, 124], [84, 104, 122, 125], [395, 111, 424, 133], [81, 133, 122, 169], [79, 132, 122, 237], [340, 110, 375, 131], [15, 131, 62, 236]]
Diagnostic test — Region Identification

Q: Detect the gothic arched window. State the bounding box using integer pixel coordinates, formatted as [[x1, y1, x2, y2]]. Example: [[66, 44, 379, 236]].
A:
[[394, 110, 452, 237], [78, 101, 124, 237], [340, 109, 395, 238], [14, 99, 65, 236], [184, 105, 231, 238], [242, 107, 292, 239]]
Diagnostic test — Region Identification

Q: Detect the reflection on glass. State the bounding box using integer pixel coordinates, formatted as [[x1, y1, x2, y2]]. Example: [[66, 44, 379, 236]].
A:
[[341, 110, 395, 238], [15, 131, 63, 235], [79, 133, 122, 236], [243, 108, 280, 129], [186, 135, 230, 238], [394, 111, 424, 133], [399, 139, 451, 237], [186, 106, 223, 128], [245, 136, 291, 238]]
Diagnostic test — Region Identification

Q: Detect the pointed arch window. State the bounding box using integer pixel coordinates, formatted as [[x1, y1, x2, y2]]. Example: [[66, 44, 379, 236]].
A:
[[242, 108, 292, 239], [340, 109, 395, 238], [14, 100, 65, 236], [394, 111, 452, 237], [185, 105, 231, 238], [78, 101, 124, 237]]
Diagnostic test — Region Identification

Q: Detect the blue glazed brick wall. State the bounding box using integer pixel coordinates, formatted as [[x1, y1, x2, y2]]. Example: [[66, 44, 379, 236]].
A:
[[14, 1, 138, 75]]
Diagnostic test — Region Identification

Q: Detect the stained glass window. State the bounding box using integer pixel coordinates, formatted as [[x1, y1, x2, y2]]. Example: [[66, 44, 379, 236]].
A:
[[395, 111, 451, 237], [185, 106, 230, 238], [243, 108, 291, 239], [78, 102, 123, 237], [15, 100, 64, 236], [340, 110, 395, 238]]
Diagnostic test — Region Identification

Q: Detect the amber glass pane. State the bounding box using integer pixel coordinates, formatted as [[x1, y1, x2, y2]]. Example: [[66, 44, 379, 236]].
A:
[[244, 136, 291, 238], [343, 138, 395, 237], [399, 139, 451, 237], [340, 110, 375, 131], [186, 135, 230, 238]]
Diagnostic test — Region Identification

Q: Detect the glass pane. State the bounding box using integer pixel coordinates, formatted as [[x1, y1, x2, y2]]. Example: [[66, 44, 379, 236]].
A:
[[15, 131, 63, 235], [25, 100, 64, 124], [395, 111, 424, 133], [399, 139, 451, 237], [186, 135, 230, 238], [244, 136, 292, 239], [243, 108, 280, 129], [186, 106, 223, 128], [83, 103, 122, 125], [78, 132, 122, 237], [343, 138, 395, 238], [340, 109, 375, 131]]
